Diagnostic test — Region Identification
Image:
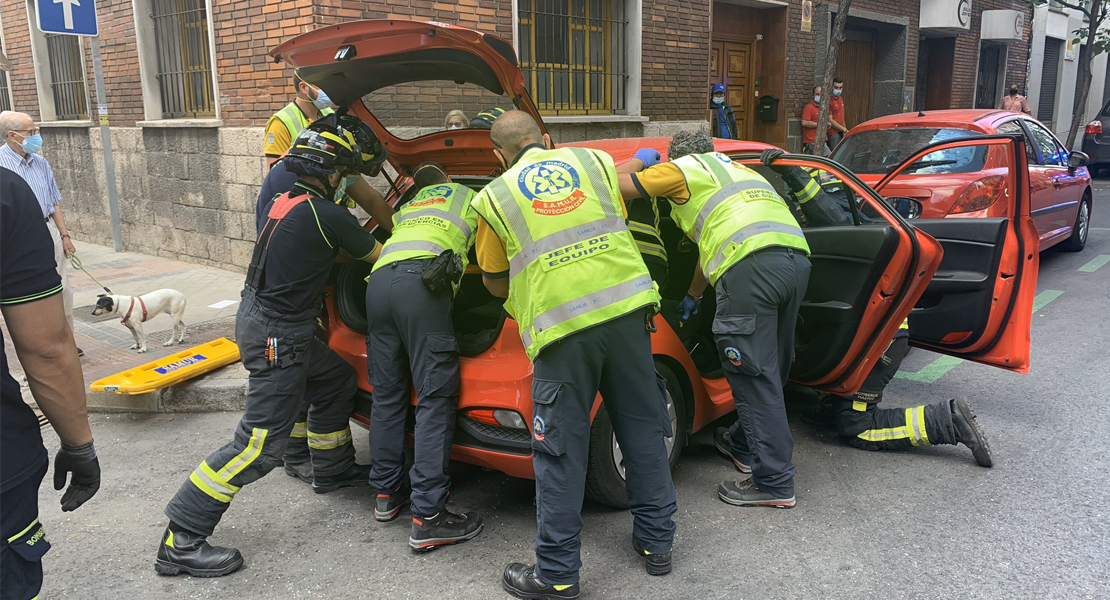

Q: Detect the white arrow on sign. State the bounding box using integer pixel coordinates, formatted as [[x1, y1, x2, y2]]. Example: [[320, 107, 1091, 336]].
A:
[[54, 0, 82, 30]]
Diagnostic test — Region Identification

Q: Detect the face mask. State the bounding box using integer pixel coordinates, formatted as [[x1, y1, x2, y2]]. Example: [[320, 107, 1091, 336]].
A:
[[712, 97, 725, 105], [17, 133, 43, 154], [447, 124, 464, 130], [311, 87, 332, 110], [333, 173, 353, 202], [833, 89, 842, 97], [814, 96, 821, 103], [1009, 89, 1018, 96]]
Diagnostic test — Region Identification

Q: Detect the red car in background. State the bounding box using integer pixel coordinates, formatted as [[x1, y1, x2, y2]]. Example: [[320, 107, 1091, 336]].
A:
[[831, 109, 1092, 253], [272, 21, 1040, 508]]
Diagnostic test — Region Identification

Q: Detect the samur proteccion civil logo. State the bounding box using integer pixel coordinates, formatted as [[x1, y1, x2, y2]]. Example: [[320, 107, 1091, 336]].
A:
[[409, 184, 453, 208], [518, 160, 586, 215]]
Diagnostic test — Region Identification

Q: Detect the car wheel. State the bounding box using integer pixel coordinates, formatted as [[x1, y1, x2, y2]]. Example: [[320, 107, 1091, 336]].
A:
[[584, 362, 687, 509], [1061, 194, 1091, 252]]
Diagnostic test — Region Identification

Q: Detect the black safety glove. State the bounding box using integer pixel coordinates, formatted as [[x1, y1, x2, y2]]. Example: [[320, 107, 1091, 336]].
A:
[[759, 148, 790, 174], [53, 440, 101, 512]]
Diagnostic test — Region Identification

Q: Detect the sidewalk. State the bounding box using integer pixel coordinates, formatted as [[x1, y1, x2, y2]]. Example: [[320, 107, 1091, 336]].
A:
[[2, 240, 249, 412]]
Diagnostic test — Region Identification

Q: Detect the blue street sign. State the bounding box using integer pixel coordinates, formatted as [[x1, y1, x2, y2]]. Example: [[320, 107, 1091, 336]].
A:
[[37, 0, 99, 37]]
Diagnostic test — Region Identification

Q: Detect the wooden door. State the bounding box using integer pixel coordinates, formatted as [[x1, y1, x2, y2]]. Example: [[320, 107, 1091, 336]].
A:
[[710, 40, 755, 139], [834, 39, 875, 129]]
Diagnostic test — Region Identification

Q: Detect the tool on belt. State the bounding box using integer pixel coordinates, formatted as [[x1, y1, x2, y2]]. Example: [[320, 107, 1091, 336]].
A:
[[421, 249, 464, 296]]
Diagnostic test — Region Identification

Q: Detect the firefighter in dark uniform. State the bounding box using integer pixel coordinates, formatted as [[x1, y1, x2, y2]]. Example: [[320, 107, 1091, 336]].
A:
[[254, 115, 393, 485], [619, 132, 811, 510], [155, 119, 383, 577], [755, 148, 993, 467], [366, 162, 484, 551], [627, 195, 669, 288], [474, 111, 677, 599]]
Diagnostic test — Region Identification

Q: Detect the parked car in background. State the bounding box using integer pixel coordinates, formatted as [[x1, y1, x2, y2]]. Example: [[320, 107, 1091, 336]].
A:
[[833, 109, 1092, 253], [1081, 99, 1110, 177], [272, 21, 1040, 508]]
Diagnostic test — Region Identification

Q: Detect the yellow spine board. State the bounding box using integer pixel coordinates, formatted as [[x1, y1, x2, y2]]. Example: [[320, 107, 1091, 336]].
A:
[[89, 338, 241, 395]]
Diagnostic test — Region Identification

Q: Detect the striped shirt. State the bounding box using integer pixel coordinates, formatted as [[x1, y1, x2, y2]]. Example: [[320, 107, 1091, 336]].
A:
[[0, 144, 62, 219]]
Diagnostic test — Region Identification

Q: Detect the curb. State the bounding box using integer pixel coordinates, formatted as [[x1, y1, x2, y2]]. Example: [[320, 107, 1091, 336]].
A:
[[86, 363, 248, 413]]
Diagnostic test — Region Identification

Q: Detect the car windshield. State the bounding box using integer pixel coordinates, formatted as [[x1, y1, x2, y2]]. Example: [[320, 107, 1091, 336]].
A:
[[830, 127, 987, 175], [361, 80, 515, 140]]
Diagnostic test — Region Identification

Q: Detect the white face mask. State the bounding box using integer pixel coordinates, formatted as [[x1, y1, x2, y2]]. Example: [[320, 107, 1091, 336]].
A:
[[311, 87, 332, 110], [814, 96, 821, 103], [447, 124, 464, 130], [712, 97, 725, 105]]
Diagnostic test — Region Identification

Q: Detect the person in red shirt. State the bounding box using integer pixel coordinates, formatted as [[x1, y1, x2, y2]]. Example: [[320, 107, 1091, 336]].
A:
[[801, 86, 823, 154], [827, 78, 849, 150]]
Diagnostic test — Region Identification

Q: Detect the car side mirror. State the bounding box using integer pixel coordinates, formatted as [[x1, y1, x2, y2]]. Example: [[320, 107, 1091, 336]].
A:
[[886, 196, 922, 219], [1068, 151, 1090, 172]]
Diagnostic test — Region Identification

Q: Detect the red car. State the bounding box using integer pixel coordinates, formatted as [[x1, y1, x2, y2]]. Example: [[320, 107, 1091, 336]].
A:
[[831, 109, 1092, 252], [272, 21, 1039, 507]]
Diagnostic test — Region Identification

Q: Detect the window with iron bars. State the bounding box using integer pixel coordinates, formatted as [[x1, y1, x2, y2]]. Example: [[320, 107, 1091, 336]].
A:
[[518, 0, 628, 115], [150, 0, 215, 118], [45, 33, 88, 120], [0, 69, 11, 112]]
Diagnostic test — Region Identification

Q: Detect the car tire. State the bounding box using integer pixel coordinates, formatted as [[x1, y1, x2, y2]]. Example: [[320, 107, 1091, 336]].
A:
[[1061, 194, 1091, 252], [584, 362, 687, 509]]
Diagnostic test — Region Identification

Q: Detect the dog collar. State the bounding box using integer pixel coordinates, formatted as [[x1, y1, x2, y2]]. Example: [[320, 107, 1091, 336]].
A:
[[121, 296, 148, 325]]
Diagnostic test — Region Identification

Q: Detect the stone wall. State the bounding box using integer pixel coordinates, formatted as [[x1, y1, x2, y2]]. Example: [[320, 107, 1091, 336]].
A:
[[43, 126, 265, 272]]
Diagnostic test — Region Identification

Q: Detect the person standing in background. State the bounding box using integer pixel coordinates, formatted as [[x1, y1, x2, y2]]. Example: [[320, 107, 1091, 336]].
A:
[[0, 111, 80, 357], [710, 84, 738, 140], [800, 86, 824, 155], [999, 84, 1032, 115], [827, 78, 849, 150]]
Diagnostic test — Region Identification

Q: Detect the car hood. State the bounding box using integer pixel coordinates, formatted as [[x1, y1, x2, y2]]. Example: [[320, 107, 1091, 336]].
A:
[[270, 19, 547, 174]]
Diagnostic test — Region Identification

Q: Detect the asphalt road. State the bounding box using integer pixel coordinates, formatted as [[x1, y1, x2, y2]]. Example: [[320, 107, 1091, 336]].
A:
[[34, 185, 1109, 599]]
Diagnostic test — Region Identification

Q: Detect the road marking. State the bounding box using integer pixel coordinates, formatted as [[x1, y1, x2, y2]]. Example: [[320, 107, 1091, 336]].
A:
[[1091, 227, 1110, 232], [895, 289, 1065, 383], [1078, 255, 1110, 273]]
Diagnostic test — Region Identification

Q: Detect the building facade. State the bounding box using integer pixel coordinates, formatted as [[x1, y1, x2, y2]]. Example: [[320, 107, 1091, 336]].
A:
[[0, 0, 1038, 271]]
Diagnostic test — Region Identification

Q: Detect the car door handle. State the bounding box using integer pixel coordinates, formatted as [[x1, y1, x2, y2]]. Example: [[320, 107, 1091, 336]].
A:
[[1053, 181, 1064, 189]]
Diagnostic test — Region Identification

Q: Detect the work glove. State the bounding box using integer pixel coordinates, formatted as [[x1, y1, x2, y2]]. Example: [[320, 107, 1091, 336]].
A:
[[54, 441, 101, 512], [760, 148, 793, 175], [678, 293, 701, 324], [634, 148, 661, 169]]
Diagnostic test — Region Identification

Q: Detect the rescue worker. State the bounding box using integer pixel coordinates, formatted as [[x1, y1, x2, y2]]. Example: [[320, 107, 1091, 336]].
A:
[[618, 131, 811, 509], [470, 107, 506, 130], [627, 195, 669, 288], [473, 111, 677, 599], [263, 70, 335, 165], [758, 149, 993, 467], [366, 161, 484, 550], [156, 120, 382, 577], [253, 115, 394, 485]]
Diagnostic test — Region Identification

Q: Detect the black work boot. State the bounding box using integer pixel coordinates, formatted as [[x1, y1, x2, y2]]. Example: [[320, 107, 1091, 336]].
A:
[[374, 481, 412, 522], [154, 522, 243, 577], [717, 479, 795, 508], [632, 537, 672, 576], [713, 427, 752, 474], [409, 509, 483, 552], [283, 460, 312, 484], [501, 563, 580, 600], [951, 399, 993, 467], [312, 463, 371, 494]]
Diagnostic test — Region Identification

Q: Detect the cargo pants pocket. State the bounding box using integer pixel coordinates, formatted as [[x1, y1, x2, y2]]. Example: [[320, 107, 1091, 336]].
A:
[[4, 519, 51, 564], [655, 373, 675, 439], [419, 333, 461, 398], [530, 378, 565, 456], [712, 315, 764, 377]]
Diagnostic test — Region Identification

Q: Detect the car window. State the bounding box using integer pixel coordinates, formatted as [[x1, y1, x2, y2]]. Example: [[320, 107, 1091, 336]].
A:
[[362, 81, 516, 140], [1022, 120, 1068, 166], [996, 120, 1037, 166], [830, 127, 986, 175], [1100, 98, 1110, 117]]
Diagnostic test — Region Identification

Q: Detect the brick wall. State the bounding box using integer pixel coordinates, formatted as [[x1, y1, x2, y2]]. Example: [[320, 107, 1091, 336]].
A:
[[640, 0, 712, 122], [2, 0, 39, 118], [949, 0, 1033, 108]]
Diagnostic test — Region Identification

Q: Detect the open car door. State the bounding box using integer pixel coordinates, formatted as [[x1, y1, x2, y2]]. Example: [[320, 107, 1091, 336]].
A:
[[733, 154, 945, 396], [874, 135, 1040, 373]]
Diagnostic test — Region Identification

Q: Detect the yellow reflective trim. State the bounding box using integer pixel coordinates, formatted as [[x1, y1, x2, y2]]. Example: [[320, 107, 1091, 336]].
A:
[[906, 408, 920, 447], [307, 427, 353, 450], [856, 426, 910, 442], [798, 178, 820, 204], [636, 243, 668, 261], [626, 221, 657, 235], [554, 585, 574, 591], [917, 405, 930, 446], [290, 421, 308, 439], [6, 518, 39, 543], [165, 530, 175, 548], [852, 401, 868, 412], [899, 318, 909, 330], [319, 130, 354, 152], [190, 461, 241, 502], [218, 428, 269, 480], [306, 199, 335, 249], [190, 471, 232, 503]]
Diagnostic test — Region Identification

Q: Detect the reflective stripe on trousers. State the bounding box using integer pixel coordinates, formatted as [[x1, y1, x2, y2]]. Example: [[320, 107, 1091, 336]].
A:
[[307, 426, 353, 450]]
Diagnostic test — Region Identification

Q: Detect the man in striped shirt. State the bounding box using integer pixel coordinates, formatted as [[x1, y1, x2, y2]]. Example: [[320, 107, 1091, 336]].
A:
[[0, 111, 80, 356]]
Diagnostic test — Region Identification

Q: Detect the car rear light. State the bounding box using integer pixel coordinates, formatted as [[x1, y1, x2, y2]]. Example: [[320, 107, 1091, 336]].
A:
[[464, 408, 528, 430], [949, 175, 1006, 215], [1086, 121, 1103, 135]]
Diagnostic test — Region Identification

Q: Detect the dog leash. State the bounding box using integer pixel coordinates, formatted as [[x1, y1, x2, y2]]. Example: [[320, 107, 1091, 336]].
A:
[[69, 253, 113, 294]]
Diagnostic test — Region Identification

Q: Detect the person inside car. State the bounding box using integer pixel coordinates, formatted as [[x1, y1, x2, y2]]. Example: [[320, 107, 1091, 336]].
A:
[[366, 161, 484, 551], [474, 110, 677, 599], [758, 148, 994, 467], [470, 107, 506, 130], [444, 110, 469, 130]]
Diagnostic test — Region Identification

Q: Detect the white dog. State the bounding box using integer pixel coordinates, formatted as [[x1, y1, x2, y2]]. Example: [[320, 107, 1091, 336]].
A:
[[91, 290, 187, 353]]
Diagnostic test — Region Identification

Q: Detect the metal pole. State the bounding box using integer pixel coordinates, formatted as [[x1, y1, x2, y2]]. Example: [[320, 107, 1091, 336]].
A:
[[88, 36, 123, 252]]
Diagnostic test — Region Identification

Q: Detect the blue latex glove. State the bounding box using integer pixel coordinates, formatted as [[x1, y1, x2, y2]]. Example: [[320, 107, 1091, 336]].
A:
[[634, 148, 661, 169], [678, 294, 701, 323]]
